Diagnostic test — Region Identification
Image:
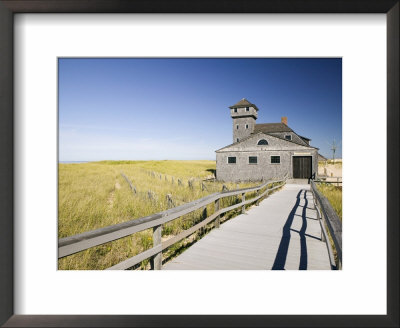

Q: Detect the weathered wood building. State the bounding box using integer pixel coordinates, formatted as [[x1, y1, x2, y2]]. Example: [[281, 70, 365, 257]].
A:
[[216, 98, 318, 182]]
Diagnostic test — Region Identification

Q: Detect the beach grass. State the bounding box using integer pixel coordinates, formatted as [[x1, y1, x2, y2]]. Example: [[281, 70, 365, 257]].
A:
[[58, 160, 260, 270], [316, 183, 342, 220]]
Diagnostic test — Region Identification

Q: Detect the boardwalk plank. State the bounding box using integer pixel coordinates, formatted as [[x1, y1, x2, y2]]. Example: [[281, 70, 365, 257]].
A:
[[163, 184, 332, 270]]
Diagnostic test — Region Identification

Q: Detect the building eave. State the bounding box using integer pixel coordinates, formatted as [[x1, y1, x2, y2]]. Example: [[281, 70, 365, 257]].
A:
[[231, 114, 257, 120], [265, 132, 315, 148], [215, 132, 318, 153], [215, 132, 265, 152], [299, 135, 311, 141]]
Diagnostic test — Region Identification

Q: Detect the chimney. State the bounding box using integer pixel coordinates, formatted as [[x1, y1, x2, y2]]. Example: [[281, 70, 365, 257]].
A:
[[281, 116, 288, 125]]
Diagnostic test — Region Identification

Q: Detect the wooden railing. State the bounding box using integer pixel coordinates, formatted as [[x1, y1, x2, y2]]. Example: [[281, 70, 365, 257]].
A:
[[310, 180, 342, 269], [58, 178, 287, 270], [314, 177, 342, 187]]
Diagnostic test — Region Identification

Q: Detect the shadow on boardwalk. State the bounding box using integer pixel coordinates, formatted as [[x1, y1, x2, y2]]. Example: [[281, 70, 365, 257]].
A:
[[163, 184, 331, 270], [272, 189, 309, 270]]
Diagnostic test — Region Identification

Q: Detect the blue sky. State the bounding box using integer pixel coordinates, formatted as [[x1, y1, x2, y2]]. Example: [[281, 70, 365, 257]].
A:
[[59, 58, 342, 161]]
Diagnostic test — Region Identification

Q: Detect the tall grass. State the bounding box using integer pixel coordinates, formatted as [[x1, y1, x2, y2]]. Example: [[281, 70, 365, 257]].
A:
[[316, 183, 342, 220], [58, 160, 260, 270]]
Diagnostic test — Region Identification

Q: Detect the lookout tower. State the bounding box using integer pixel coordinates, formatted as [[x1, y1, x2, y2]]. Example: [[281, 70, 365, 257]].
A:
[[229, 98, 259, 143]]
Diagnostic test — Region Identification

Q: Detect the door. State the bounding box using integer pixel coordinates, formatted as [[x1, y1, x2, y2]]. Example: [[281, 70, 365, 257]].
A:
[[292, 156, 312, 179]]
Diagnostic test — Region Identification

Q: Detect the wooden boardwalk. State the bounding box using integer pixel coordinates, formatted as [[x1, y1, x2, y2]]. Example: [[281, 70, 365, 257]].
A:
[[163, 184, 332, 270]]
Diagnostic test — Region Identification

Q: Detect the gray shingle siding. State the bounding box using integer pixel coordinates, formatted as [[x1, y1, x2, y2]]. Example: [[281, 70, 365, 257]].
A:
[[216, 133, 317, 182], [216, 151, 318, 182], [232, 116, 256, 142], [216, 99, 318, 182], [231, 106, 257, 143]]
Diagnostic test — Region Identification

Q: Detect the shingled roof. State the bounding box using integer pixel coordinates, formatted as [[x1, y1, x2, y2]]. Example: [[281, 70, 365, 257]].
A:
[[253, 123, 293, 133], [215, 131, 318, 152], [229, 98, 259, 111]]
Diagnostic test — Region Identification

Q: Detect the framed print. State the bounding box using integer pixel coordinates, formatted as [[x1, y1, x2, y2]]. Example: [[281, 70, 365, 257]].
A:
[[0, 1, 398, 327]]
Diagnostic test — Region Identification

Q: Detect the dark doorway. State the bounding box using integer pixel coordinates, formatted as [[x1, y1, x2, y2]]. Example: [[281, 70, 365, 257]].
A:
[[292, 156, 312, 179]]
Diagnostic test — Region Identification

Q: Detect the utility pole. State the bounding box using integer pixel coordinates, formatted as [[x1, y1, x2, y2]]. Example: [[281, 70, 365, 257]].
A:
[[330, 138, 338, 163]]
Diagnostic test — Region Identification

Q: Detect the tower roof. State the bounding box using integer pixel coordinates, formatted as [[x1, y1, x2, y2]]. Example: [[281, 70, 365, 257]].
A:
[[229, 98, 259, 111]]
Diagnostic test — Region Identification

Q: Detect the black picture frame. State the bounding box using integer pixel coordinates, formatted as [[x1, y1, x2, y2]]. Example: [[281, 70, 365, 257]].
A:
[[0, 1, 398, 327]]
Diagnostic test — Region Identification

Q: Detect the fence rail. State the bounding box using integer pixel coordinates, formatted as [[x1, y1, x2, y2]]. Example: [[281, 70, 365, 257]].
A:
[[314, 177, 342, 187], [310, 180, 342, 269], [58, 178, 286, 270]]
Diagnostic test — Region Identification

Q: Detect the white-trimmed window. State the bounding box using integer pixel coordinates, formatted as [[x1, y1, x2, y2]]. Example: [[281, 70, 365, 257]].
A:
[[285, 135, 292, 141], [249, 156, 258, 164], [245, 124, 249, 129], [236, 138, 239, 142], [233, 108, 238, 113], [227, 156, 236, 164], [257, 139, 268, 145], [245, 107, 249, 111], [271, 156, 281, 164]]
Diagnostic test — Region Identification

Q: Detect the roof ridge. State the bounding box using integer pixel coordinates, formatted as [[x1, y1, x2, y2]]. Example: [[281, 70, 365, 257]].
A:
[[215, 131, 318, 152]]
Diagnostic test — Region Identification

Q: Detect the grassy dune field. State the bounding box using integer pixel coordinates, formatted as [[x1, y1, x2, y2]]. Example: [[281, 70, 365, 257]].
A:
[[316, 183, 342, 266], [317, 159, 342, 220], [316, 183, 342, 220], [58, 160, 260, 270]]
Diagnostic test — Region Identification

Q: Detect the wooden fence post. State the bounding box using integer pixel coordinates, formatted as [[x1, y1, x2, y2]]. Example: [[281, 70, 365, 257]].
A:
[[256, 189, 260, 206], [215, 198, 220, 228], [166, 194, 174, 208], [321, 222, 326, 242], [151, 225, 162, 270], [316, 201, 326, 242], [200, 206, 207, 235], [242, 192, 245, 214], [120, 172, 137, 195], [148, 190, 157, 202]]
